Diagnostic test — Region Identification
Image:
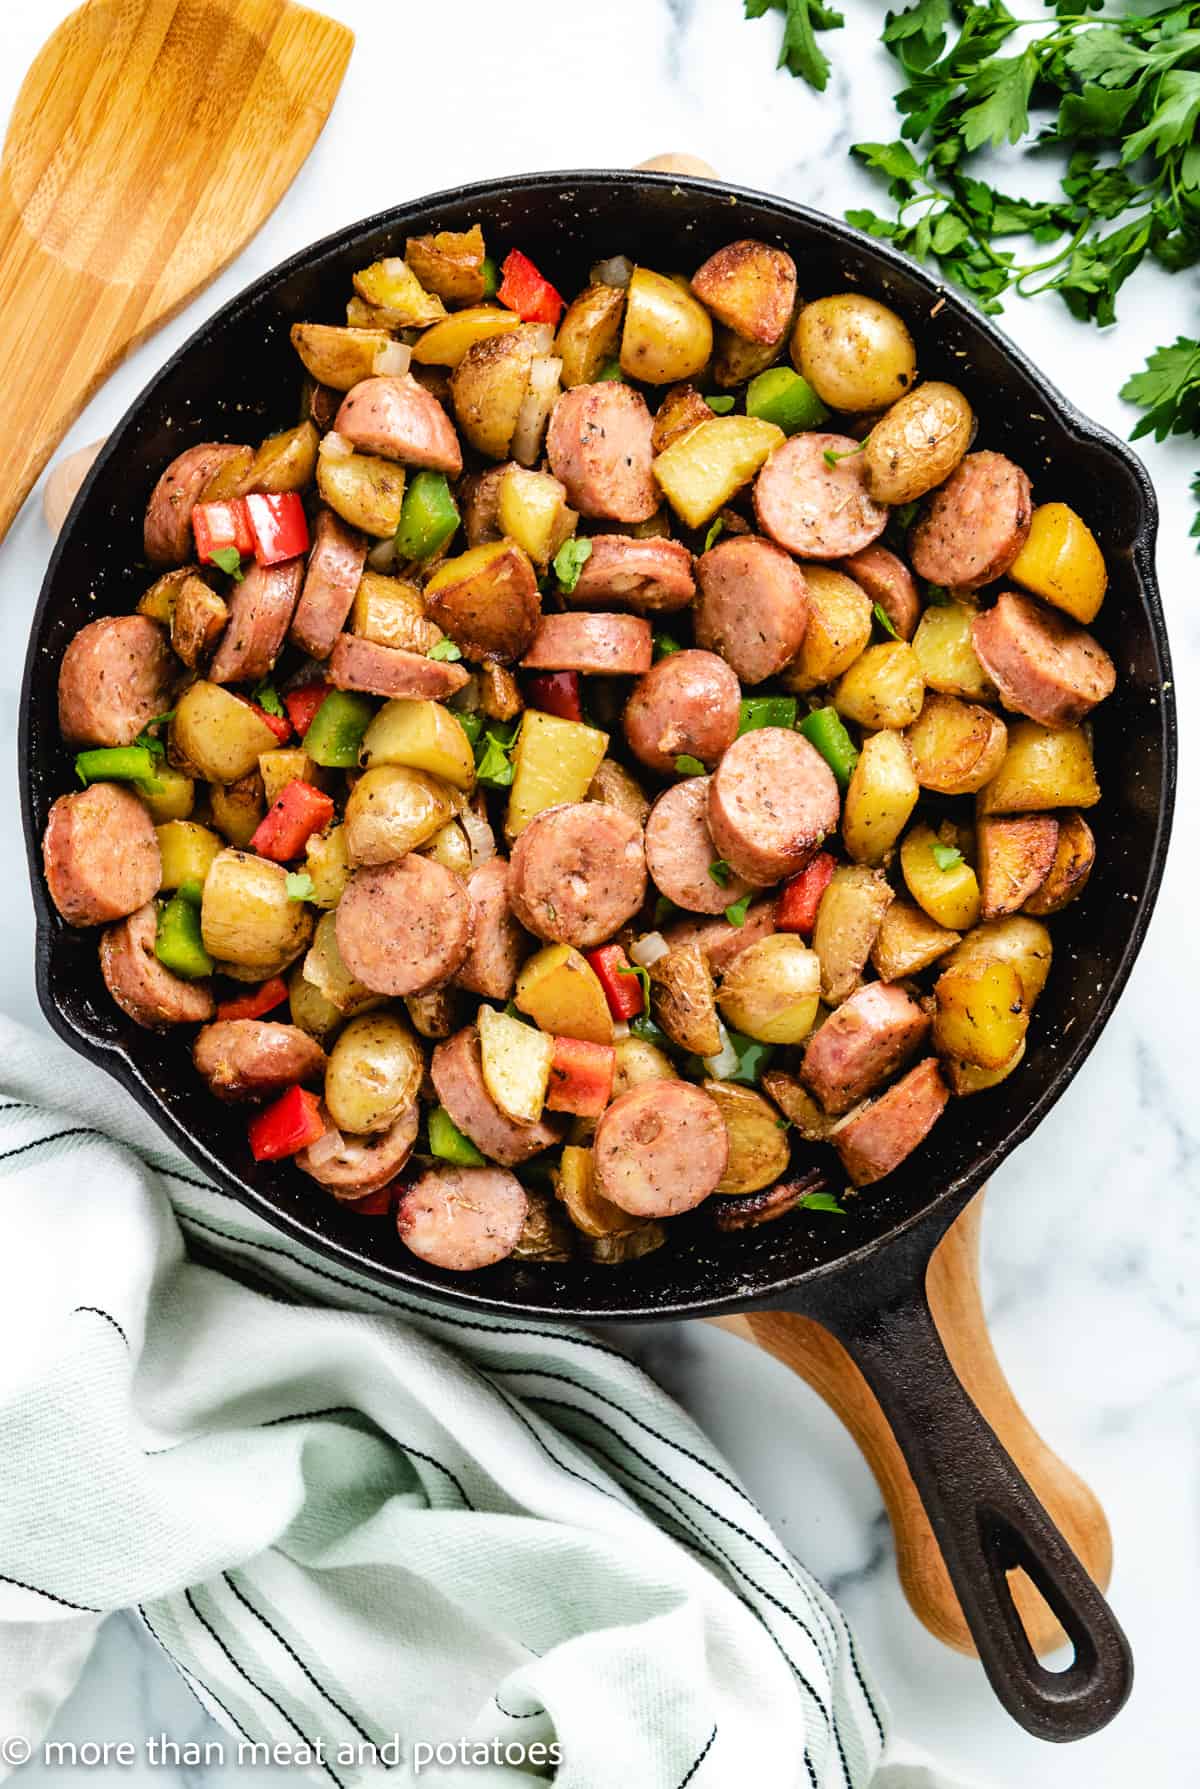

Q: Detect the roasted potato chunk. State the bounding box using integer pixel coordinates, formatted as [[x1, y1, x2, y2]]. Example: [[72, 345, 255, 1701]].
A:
[[791, 294, 916, 413], [652, 416, 783, 528], [515, 945, 614, 1045], [201, 849, 313, 974], [209, 772, 265, 847], [905, 692, 1008, 795], [325, 1011, 423, 1135], [781, 566, 873, 692], [361, 698, 477, 790], [761, 1069, 836, 1142], [507, 711, 609, 839], [612, 1035, 677, 1099], [304, 910, 381, 1016], [555, 283, 626, 387], [691, 240, 797, 345], [317, 446, 405, 537], [259, 747, 322, 810], [477, 660, 524, 722], [650, 941, 721, 1057], [1024, 810, 1095, 915], [933, 958, 1028, 1070], [423, 538, 540, 663], [404, 225, 487, 305], [343, 765, 454, 866], [156, 820, 222, 893], [245, 421, 319, 494], [479, 1003, 554, 1123], [842, 729, 920, 867], [900, 822, 982, 932], [704, 1082, 791, 1195], [304, 823, 350, 909], [405, 987, 458, 1040], [864, 382, 974, 506], [944, 1038, 1026, 1097], [172, 682, 279, 784], [288, 964, 344, 1044], [834, 641, 925, 731], [811, 864, 894, 1004], [621, 267, 713, 384], [651, 382, 713, 453], [412, 306, 523, 369], [512, 1188, 574, 1262], [1008, 502, 1107, 624], [351, 573, 442, 654], [450, 327, 539, 459], [170, 574, 227, 669], [587, 757, 650, 827], [496, 466, 573, 566], [352, 257, 446, 327], [290, 324, 395, 391], [554, 1144, 644, 1239], [977, 814, 1060, 921], [977, 720, 1100, 814], [912, 602, 996, 701], [942, 916, 1052, 1010], [870, 900, 960, 981], [717, 934, 822, 1044]]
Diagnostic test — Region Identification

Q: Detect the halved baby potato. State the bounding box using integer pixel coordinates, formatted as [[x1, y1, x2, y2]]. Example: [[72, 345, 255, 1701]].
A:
[[621, 266, 713, 383], [650, 941, 722, 1057], [901, 821, 982, 932], [413, 305, 523, 368], [405, 225, 488, 306], [864, 381, 974, 506], [353, 257, 446, 328], [342, 765, 454, 866], [691, 239, 797, 345], [316, 445, 406, 536], [451, 327, 542, 458], [515, 945, 614, 1045], [361, 697, 477, 790], [941, 916, 1053, 1010], [792, 293, 916, 414], [478, 1003, 554, 1124], [1008, 502, 1107, 624], [834, 641, 926, 731], [870, 899, 960, 981], [905, 692, 1008, 795], [704, 1081, 791, 1195], [933, 957, 1028, 1070], [652, 415, 783, 528], [555, 283, 627, 387], [842, 728, 920, 866], [1024, 810, 1095, 915], [290, 323, 396, 391], [717, 933, 822, 1044], [977, 720, 1100, 814], [977, 814, 1060, 921], [780, 566, 872, 693], [325, 1010, 423, 1135], [912, 601, 995, 701]]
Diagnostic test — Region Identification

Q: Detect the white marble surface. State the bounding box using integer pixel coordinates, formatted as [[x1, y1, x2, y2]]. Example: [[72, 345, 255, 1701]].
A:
[[1, 0, 1197, 1783]]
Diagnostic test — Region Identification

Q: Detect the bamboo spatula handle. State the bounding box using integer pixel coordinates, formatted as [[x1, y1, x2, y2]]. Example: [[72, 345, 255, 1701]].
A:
[[710, 1191, 1112, 1656]]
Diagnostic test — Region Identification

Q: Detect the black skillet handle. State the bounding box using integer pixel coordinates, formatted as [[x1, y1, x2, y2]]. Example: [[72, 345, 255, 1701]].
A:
[[801, 1230, 1133, 1742]]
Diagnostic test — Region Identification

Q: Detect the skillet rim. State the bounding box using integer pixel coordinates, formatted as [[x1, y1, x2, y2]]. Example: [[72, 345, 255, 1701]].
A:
[[19, 168, 1178, 1323]]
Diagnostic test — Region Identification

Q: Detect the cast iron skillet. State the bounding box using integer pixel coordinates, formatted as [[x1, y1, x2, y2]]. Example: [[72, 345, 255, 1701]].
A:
[[21, 172, 1176, 1742]]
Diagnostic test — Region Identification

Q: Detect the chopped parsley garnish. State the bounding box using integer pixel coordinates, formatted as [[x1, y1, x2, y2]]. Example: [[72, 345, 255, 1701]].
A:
[[427, 637, 463, 662], [931, 842, 964, 871], [210, 547, 245, 581], [724, 893, 754, 927], [285, 871, 315, 902], [674, 753, 707, 776], [553, 536, 594, 594]]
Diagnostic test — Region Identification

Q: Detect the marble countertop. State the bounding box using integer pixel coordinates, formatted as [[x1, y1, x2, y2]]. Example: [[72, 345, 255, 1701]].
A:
[[1, 0, 1196, 1783]]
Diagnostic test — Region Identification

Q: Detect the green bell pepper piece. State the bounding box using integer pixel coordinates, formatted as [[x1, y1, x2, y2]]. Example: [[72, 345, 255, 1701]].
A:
[[75, 746, 160, 788], [737, 694, 797, 736], [394, 471, 460, 561], [428, 1105, 485, 1167], [302, 690, 375, 769], [154, 894, 213, 980], [798, 705, 860, 790], [746, 367, 830, 435]]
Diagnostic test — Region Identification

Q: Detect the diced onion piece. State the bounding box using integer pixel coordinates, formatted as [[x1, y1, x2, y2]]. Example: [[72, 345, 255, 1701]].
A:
[[612, 1020, 631, 1040], [460, 798, 496, 867], [303, 1124, 343, 1169], [366, 535, 397, 572], [319, 429, 355, 462], [590, 254, 634, 290], [521, 323, 557, 355], [511, 356, 562, 468], [630, 931, 670, 968], [372, 340, 413, 378], [702, 1023, 740, 1081]]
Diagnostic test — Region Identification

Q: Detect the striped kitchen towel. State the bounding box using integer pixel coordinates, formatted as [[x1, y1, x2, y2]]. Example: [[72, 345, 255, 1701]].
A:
[[0, 1014, 970, 1788]]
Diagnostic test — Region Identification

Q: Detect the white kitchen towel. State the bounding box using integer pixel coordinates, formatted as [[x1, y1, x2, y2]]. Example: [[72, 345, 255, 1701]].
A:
[[0, 1013, 976, 1789]]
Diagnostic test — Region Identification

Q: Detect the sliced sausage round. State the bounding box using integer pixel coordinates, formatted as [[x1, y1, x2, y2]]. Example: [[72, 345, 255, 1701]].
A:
[[840, 545, 920, 640], [100, 903, 214, 1028], [831, 1057, 948, 1187], [455, 858, 532, 1001], [328, 634, 470, 700], [663, 895, 778, 974], [289, 508, 368, 659], [297, 1101, 419, 1199], [569, 536, 695, 612], [623, 650, 741, 776], [336, 856, 473, 997], [208, 558, 304, 685], [695, 536, 809, 685], [431, 1025, 565, 1166], [396, 1165, 528, 1271], [644, 778, 752, 916], [144, 443, 250, 565], [334, 375, 463, 475], [43, 784, 161, 926], [594, 1082, 728, 1217], [193, 1019, 326, 1101], [971, 590, 1115, 727], [508, 803, 646, 949], [754, 434, 888, 560], [800, 982, 930, 1116], [909, 451, 1032, 590], [520, 612, 652, 676], [58, 614, 175, 748], [708, 729, 840, 887], [546, 384, 658, 523]]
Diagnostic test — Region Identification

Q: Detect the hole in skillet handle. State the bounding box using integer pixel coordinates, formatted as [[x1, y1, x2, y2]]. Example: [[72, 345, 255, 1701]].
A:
[[799, 1217, 1133, 1742]]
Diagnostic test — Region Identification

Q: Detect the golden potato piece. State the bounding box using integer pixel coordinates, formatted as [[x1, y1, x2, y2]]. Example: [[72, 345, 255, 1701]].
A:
[[691, 240, 797, 345], [353, 258, 446, 327], [842, 729, 920, 867], [497, 466, 573, 566], [649, 941, 721, 1057], [834, 641, 926, 731], [704, 1081, 791, 1195], [412, 305, 523, 368], [870, 900, 960, 981], [351, 573, 442, 654], [155, 820, 222, 893], [792, 294, 916, 414], [944, 1039, 1026, 1097], [209, 773, 264, 847], [977, 814, 1060, 921], [507, 711, 609, 839], [316, 448, 406, 537], [343, 765, 454, 866], [325, 1011, 422, 1135], [290, 324, 396, 391], [653, 416, 783, 529], [555, 283, 627, 387], [404, 225, 487, 305], [172, 681, 279, 784], [288, 964, 344, 1044], [621, 267, 713, 384], [478, 1003, 554, 1124], [900, 822, 982, 932], [942, 916, 1052, 1010], [423, 537, 540, 662], [651, 383, 713, 453], [201, 849, 313, 974], [304, 824, 350, 909], [450, 328, 538, 459], [361, 698, 477, 790], [170, 573, 227, 669], [259, 747, 322, 810], [976, 720, 1100, 814], [612, 1035, 677, 1099], [912, 602, 996, 701], [717, 934, 822, 1044], [554, 1145, 645, 1240], [1008, 502, 1107, 624], [761, 1069, 836, 1142], [712, 321, 790, 390], [780, 566, 873, 693], [588, 757, 651, 828], [1024, 810, 1095, 915], [811, 864, 894, 1005], [864, 381, 974, 506], [933, 958, 1028, 1070], [245, 421, 319, 495], [515, 945, 614, 1045], [905, 692, 1008, 794]]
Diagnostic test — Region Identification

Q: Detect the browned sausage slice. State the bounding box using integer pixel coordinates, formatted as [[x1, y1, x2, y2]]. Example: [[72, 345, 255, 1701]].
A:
[[297, 1102, 419, 1199], [831, 1057, 948, 1186], [334, 376, 463, 475], [695, 536, 809, 684], [193, 1019, 326, 1100], [644, 778, 752, 916], [396, 1165, 528, 1270], [43, 785, 161, 926], [569, 536, 695, 612], [663, 896, 778, 974], [708, 729, 840, 887], [711, 1169, 828, 1231], [546, 384, 658, 523], [508, 803, 646, 948], [520, 612, 652, 675], [800, 982, 930, 1116], [840, 545, 920, 640], [290, 509, 369, 659], [691, 240, 797, 343], [971, 591, 1115, 727], [431, 1025, 565, 1166], [754, 434, 888, 560], [623, 650, 741, 776], [100, 903, 214, 1028], [208, 558, 304, 685], [144, 443, 250, 565], [336, 856, 473, 997], [594, 1082, 728, 1217], [58, 615, 175, 748], [909, 452, 1032, 590], [328, 633, 470, 699], [455, 858, 533, 1001]]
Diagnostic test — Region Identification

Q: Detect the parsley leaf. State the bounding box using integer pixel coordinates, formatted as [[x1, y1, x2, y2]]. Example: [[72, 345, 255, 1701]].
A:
[[251, 681, 284, 717], [799, 1188, 846, 1214], [285, 871, 315, 902], [707, 859, 733, 888], [653, 894, 679, 927], [725, 893, 754, 926], [705, 394, 736, 413], [427, 637, 463, 662], [674, 753, 707, 776], [823, 439, 868, 467], [653, 631, 684, 658], [744, 0, 845, 92], [931, 842, 964, 871], [210, 547, 245, 581], [873, 601, 901, 640], [475, 720, 520, 789], [704, 517, 726, 551], [553, 536, 593, 594]]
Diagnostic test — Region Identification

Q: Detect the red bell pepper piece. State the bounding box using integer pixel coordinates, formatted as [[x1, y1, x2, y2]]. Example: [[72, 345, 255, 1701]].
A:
[[249, 779, 335, 862], [544, 1036, 616, 1118], [585, 944, 644, 1021], [284, 682, 330, 738], [497, 249, 565, 327], [236, 694, 292, 744], [246, 491, 310, 566], [524, 671, 582, 724], [216, 976, 289, 1023], [777, 851, 836, 936], [248, 1085, 325, 1162], [192, 498, 254, 565], [347, 1184, 396, 1216]]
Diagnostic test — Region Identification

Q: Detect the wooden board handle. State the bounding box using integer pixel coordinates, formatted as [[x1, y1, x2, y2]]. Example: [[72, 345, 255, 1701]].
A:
[[710, 1192, 1112, 1656]]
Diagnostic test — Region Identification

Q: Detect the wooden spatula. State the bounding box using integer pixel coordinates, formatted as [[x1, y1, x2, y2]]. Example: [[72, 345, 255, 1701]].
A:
[[0, 0, 353, 545]]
